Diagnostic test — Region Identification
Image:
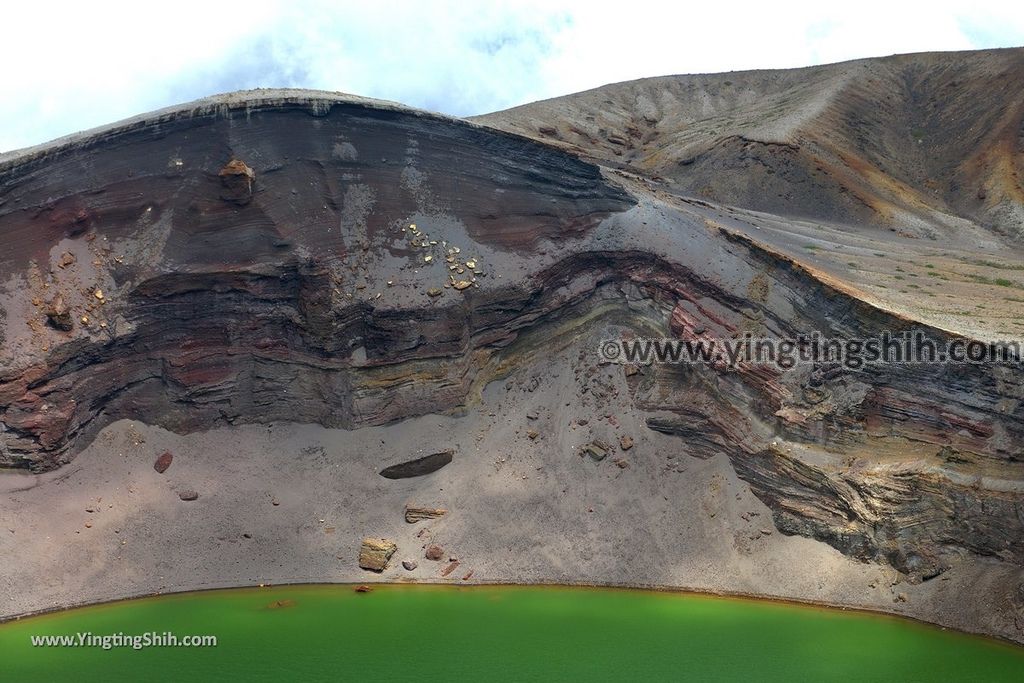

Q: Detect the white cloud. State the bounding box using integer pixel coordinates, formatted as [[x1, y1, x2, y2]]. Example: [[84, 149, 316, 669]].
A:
[[0, 0, 1021, 152]]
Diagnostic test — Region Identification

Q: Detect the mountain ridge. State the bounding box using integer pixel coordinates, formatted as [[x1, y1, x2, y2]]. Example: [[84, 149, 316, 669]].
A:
[[476, 47, 1024, 241]]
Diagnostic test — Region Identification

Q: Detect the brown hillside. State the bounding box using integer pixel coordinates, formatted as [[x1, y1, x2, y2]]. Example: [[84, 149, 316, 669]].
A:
[[476, 48, 1024, 240]]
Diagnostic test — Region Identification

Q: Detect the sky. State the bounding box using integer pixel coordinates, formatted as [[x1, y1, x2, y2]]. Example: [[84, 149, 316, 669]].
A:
[[2, 0, 1023, 152]]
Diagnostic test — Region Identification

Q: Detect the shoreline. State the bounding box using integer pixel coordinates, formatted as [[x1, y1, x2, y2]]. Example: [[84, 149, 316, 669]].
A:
[[4, 404, 1023, 647], [5, 579, 1024, 652]]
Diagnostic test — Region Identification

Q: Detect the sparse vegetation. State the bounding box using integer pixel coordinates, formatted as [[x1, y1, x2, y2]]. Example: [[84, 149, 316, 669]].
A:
[[969, 274, 1024, 290], [967, 259, 1024, 271]]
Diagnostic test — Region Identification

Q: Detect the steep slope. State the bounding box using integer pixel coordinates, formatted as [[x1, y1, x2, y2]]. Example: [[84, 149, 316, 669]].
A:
[[0, 91, 632, 469], [475, 48, 1024, 241], [1, 73, 1023, 642]]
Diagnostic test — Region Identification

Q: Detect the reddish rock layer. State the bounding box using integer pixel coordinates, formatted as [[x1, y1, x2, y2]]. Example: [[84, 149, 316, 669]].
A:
[[0, 86, 1022, 589]]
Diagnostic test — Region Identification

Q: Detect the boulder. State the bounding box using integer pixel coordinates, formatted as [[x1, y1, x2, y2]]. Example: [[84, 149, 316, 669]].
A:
[[380, 450, 454, 479], [358, 538, 397, 572], [218, 159, 255, 205], [425, 544, 444, 561], [177, 489, 199, 501], [44, 295, 73, 332], [153, 451, 173, 473], [582, 442, 608, 461]]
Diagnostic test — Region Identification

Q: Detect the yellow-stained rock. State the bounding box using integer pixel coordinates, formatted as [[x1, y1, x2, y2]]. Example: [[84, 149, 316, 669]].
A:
[[358, 537, 397, 572], [404, 506, 448, 523]]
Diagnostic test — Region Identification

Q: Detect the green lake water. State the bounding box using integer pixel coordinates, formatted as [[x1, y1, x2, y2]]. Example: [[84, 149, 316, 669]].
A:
[[1, 584, 1022, 682]]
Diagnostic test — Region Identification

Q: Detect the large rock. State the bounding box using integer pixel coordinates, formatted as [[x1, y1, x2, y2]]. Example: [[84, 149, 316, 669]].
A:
[[153, 451, 173, 474], [358, 538, 397, 572], [581, 442, 608, 461], [380, 451, 454, 479], [44, 295, 73, 332], [218, 159, 255, 205]]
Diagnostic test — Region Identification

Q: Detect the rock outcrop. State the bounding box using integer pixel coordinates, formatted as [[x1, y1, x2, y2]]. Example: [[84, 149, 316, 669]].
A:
[[1, 63, 1023, 609], [0, 91, 631, 472], [218, 159, 255, 206]]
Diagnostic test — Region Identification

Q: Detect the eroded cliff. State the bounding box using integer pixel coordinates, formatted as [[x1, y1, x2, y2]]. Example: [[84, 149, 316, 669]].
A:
[[2, 68, 1024, 639]]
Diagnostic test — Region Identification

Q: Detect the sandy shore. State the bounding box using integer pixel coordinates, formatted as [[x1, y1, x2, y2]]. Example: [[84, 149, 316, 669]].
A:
[[2, 338, 1022, 643]]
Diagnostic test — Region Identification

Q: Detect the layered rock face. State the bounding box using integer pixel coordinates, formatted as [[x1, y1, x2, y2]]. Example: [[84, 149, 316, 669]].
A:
[[0, 92, 631, 469], [1, 62, 1023, 600]]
